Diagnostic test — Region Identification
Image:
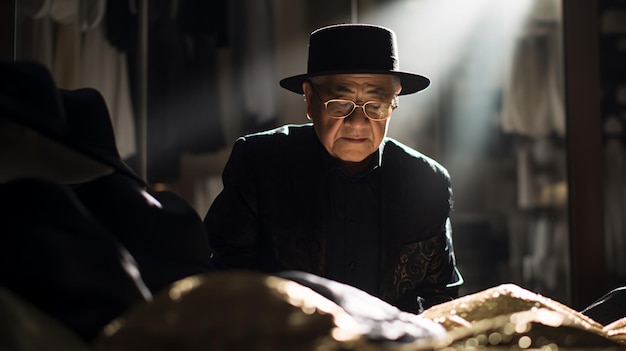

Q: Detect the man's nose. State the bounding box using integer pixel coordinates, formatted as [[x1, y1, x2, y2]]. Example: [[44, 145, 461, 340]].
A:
[[344, 105, 369, 125]]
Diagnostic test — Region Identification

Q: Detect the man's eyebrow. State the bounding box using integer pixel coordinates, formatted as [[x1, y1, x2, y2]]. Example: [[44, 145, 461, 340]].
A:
[[328, 84, 354, 94], [366, 86, 387, 95], [328, 84, 387, 96]]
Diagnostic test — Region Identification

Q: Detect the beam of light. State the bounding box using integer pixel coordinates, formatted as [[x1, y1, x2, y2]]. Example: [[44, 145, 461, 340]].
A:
[[358, 0, 566, 299], [358, 0, 536, 156]]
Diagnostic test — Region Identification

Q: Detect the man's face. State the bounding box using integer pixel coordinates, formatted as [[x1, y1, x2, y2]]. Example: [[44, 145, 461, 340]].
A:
[[303, 74, 401, 168]]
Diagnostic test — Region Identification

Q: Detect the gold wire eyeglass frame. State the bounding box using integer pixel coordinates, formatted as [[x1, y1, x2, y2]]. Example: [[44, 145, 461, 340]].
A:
[[308, 82, 398, 121]]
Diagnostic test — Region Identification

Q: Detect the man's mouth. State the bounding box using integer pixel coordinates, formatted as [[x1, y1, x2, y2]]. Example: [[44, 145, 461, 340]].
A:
[[343, 137, 367, 143]]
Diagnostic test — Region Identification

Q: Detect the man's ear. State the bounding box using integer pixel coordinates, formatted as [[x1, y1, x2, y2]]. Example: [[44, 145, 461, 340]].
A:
[[302, 81, 313, 120]]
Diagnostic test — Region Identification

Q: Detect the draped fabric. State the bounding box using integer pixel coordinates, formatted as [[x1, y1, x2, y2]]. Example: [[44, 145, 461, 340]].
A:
[[79, 7, 136, 159]]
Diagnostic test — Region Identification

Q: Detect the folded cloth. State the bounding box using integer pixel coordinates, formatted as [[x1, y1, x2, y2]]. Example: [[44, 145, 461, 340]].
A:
[[421, 283, 623, 349], [276, 270, 447, 346], [93, 270, 365, 351]]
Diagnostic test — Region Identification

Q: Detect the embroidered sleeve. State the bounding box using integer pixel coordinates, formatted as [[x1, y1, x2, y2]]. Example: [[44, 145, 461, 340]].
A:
[[382, 219, 461, 312]]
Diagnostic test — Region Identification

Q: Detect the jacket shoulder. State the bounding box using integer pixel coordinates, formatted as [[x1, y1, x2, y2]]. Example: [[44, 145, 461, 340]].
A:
[[382, 138, 450, 180], [229, 124, 317, 166], [240, 124, 314, 143]]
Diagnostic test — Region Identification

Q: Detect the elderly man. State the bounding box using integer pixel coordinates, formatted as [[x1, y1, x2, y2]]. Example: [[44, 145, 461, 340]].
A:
[[203, 23, 462, 313]]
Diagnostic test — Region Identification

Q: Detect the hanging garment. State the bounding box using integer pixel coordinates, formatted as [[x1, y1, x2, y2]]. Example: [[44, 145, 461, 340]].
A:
[[49, 0, 81, 89], [78, 1, 136, 160], [500, 0, 565, 138], [106, 0, 227, 183], [604, 132, 626, 278], [16, 0, 55, 69]]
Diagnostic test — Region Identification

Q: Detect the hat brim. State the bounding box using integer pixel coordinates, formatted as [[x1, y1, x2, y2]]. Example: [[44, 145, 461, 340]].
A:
[[0, 120, 114, 184], [0, 108, 115, 184], [279, 70, 430, 95], [85, 147, 145, 186], [105, 155, 145, 186]]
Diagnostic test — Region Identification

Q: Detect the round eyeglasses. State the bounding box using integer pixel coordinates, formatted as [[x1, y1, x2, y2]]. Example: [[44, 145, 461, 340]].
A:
[[309, 83, 397, 121]]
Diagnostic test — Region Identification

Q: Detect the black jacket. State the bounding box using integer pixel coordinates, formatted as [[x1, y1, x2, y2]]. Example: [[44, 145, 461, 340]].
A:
[[204, 124, 462, 313]]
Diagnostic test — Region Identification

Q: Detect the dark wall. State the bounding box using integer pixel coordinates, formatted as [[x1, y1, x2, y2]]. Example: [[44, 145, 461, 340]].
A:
[[0, 0, 15, 60]]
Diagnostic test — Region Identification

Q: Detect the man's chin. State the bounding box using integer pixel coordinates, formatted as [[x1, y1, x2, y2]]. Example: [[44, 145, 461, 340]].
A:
[[335, 151, 373, 164]]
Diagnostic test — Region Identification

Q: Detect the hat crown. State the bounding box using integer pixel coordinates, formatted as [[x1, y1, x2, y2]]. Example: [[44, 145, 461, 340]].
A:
[[0, 60, 114, 184], [61, 88, 144, 185], [279, 23, 430, 95], [307, 24, 399, 75], [62, 88, 120, 160], [0, 60, 68, 137]]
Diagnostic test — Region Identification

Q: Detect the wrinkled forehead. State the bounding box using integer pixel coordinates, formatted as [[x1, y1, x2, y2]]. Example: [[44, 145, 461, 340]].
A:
[[311, 74, 401, 94]]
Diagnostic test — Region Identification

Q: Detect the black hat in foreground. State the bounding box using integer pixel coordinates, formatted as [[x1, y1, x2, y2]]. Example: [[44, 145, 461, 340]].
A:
[[0, 59, 113, 184], [279, 23, 430, 95], [60, 88, 146, 186]]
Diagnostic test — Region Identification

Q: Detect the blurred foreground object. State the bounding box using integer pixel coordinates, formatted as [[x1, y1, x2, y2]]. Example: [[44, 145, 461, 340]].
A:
[[0, 178, 152, 343], [93, 275, 626, 350], [278, 270, 447, 346], [93, 270, 365, 351], [421, 283, 625, 349], [0, 59, 150, 343], [0, 286, 90, 351], [62, 86, 215, 295]]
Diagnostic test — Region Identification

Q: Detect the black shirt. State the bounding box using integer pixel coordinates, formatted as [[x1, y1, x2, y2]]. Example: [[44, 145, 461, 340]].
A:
[[322, 147, 381, 296]]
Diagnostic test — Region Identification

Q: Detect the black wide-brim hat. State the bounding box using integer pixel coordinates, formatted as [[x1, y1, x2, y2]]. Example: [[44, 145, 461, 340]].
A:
[[60, 88, 146, 186], [279, 24, 430, 95], [0, 59, 113, 184]]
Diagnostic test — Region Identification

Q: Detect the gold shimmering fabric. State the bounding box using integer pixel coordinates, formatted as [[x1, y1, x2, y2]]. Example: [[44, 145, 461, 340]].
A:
[[93, 277, 626, 351], [603, 317, 626, 345], [421, 284, 624, 350], [93, 270, 364, 351]]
